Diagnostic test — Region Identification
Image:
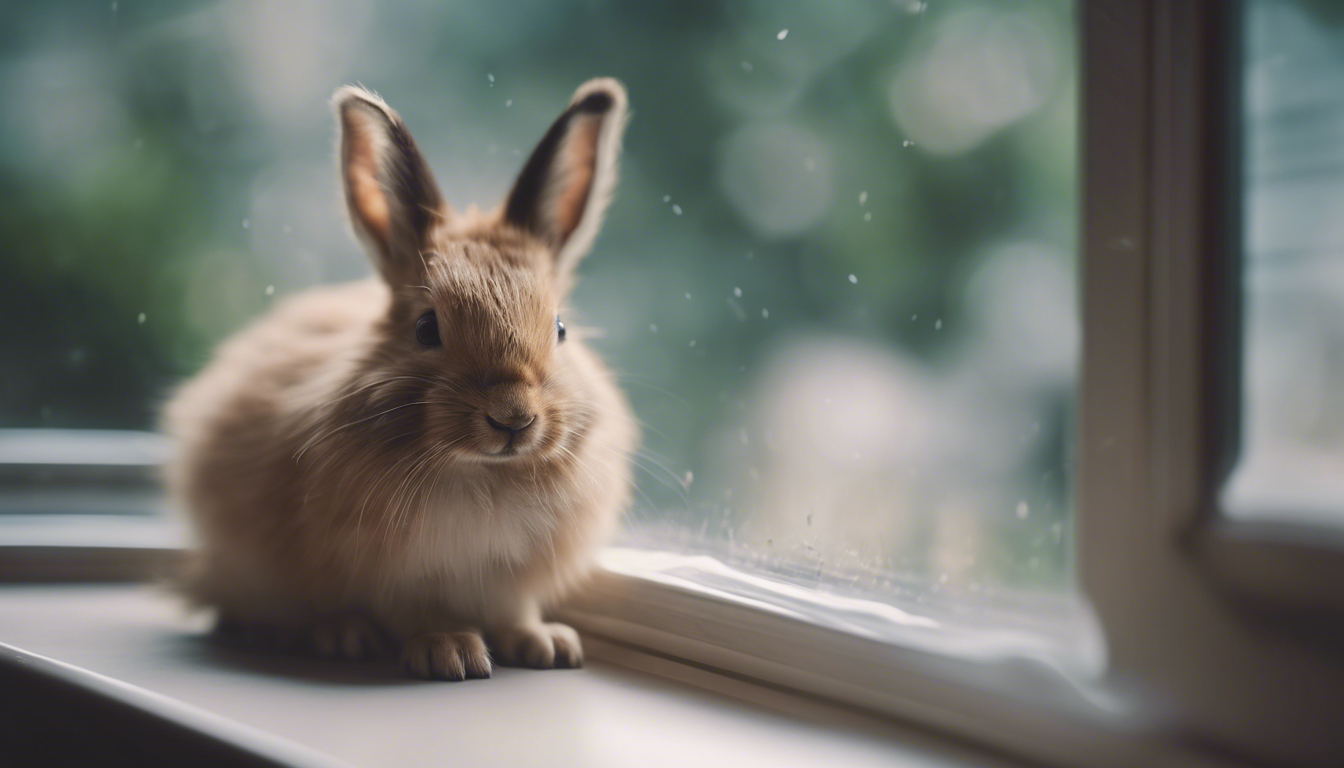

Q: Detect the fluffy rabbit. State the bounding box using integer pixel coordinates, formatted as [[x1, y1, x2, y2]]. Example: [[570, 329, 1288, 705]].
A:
[[164, 79, 637, 680]]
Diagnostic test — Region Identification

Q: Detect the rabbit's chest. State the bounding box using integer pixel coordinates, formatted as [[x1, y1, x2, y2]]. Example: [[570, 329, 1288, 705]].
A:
[[391, 483, 562, 579]]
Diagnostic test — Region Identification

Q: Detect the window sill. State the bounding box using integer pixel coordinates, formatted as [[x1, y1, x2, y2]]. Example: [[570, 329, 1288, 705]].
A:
[[0, 514, 183, 582], [0, 583, 1017, 768], [560, 551, 1228, 768], [0, 516, 1251, 767]]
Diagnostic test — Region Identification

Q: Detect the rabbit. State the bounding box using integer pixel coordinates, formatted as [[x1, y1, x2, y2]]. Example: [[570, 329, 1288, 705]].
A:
[[162, 78, 637, 680]]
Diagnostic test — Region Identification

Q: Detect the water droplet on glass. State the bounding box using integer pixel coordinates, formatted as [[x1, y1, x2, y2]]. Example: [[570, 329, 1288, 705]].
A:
[[487, 73, 495, 85], [776, 28, 788, 40], [265, 285, 275, 296], [663, 194, 672, 203], [733, 286, 742, 298], [242, 218, 250, 229], [505, 99, 513, 107], [727, 297, 747, 321], [859, 191, 868, 206], [684, 292, 692, 300], [761, 308, 769, 319], [682, 471, 694, 489], [1015, 501, 1030, 519], [1108, 236, 1136, 251], [848, 274, 858, 284], [136, 313, 146, 325], [863, 212, 872, 222], [935, 319, 943, 330], [688, 339, 697, 348], [671, 204, 683, 216]]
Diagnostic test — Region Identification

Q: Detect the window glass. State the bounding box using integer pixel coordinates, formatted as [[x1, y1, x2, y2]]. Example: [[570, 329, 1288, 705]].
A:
[[1230, 0, 1344, 525], [2, 1, 1078, 604]]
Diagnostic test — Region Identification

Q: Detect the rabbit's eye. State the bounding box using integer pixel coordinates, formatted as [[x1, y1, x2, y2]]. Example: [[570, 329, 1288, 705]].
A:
[[415, 311, 441, 347], [556, 316, 566, 343]]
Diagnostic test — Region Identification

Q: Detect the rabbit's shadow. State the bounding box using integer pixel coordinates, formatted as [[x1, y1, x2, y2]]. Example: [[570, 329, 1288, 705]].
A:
[[166, 631, 423, 688]]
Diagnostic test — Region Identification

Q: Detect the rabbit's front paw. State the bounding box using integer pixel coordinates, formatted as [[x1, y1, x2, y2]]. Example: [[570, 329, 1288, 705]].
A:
[[304, 612, 392, 662], [492, 622, 583, 669], [402, 631, 492, 681]]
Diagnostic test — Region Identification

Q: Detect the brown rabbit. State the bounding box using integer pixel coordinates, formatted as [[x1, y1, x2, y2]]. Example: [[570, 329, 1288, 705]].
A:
[[163, 79, 637, 680]]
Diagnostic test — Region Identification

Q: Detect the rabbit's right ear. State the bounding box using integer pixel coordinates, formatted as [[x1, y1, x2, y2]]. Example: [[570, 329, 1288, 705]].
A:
[[333, 86, 445, 283], [502, 79, 628, 281]]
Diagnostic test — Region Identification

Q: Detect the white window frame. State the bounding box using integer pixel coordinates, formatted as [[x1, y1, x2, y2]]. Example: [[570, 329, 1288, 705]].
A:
[[5, 3, 1344, 767], [1079, 1, 1344, 765]]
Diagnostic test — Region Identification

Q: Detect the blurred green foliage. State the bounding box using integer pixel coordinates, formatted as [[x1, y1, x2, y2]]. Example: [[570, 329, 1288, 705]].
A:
[[1, 0, 1077, 596]]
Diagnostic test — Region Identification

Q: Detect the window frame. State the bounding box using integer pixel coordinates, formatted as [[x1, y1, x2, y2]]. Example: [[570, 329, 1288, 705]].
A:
[[5, 2, 1344, 766], [1080, 1, 1344, 765]]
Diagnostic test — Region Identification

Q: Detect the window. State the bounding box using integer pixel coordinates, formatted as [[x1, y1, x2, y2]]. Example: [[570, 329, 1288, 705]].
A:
[[1227, 0, 1344, 526], [6, 2, 1344, 767], [3, 2, 1082, 615], [1078, 2, 1344, 765]]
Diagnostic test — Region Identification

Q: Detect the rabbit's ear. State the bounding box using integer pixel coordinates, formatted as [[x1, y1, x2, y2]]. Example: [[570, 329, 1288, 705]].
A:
[[333, 86, 445, 283], [502, 78, 628, 277]]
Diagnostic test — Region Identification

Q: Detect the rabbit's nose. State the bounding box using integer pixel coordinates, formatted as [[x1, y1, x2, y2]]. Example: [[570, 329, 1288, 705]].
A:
[[484, 380, 539, 435], [486, 410, 536, 434]]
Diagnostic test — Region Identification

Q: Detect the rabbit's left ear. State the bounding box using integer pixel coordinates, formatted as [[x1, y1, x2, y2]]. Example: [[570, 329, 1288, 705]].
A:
[[502, 78, 628, 276], [334, 86, 445, 284]]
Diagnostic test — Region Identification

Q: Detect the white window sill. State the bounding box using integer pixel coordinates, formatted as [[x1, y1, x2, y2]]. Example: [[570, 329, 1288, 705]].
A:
[[0, 515, 1218, 767], [0, 584, 1016, 768]]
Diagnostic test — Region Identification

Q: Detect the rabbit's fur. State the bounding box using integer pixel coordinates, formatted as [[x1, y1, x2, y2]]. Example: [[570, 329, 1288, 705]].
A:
[[164, 79, 636, 680]]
